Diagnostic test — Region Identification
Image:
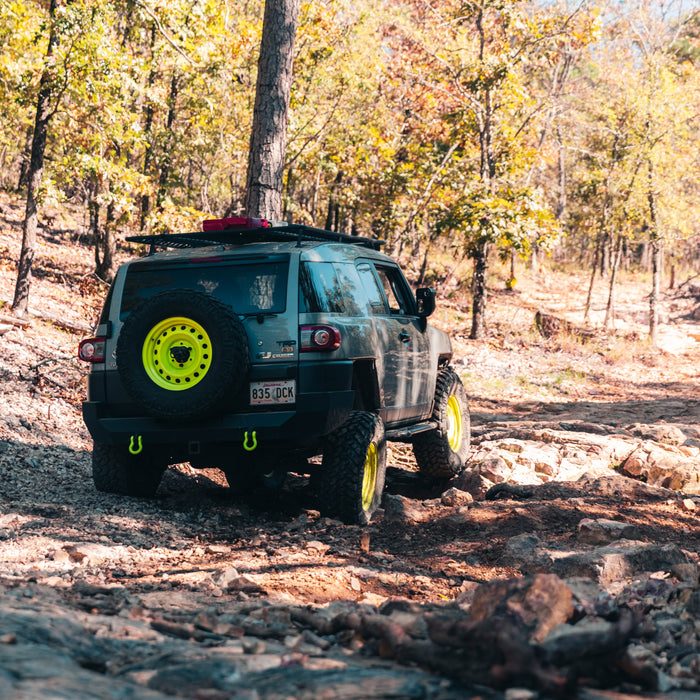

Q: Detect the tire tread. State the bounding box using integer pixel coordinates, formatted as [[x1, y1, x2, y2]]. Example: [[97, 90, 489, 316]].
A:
[[413, 367, 470, 479], [92, 443, 164, 497], [319, 411, 386, 525]]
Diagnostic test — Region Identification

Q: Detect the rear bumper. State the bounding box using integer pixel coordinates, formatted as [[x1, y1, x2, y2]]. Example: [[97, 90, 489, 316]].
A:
[[82, 389, 355, 454]]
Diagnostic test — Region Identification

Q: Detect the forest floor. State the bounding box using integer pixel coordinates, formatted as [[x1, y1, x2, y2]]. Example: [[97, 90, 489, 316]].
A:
[[0, 188, 699, 699]]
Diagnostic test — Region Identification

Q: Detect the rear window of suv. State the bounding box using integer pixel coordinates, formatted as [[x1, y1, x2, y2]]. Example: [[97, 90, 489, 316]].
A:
[[120, 256, 289, 318], [299, 262, 346, 313]]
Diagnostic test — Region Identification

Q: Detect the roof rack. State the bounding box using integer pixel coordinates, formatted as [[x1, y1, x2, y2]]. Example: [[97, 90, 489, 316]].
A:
[[126, 224, 385, 255]]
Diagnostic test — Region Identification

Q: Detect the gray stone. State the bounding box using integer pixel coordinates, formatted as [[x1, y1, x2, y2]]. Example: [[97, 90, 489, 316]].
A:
[[383, 494, 436, 524], [449, 469, 494, 498], [619, 442, 700, 491], [440, 487, 473, 507], [541, 616, 635, 666], [212, 567, 240, 588], [478, 454, 512, 483], [577, 518, 642, 545], [552, 543, 690, 583], [685, 590, 700, 615], [499, 532, 553, 572], [469, 573, 573, 643]]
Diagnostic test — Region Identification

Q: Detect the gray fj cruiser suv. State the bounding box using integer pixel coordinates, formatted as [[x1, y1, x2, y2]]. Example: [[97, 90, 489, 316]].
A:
[[79, 218, 470, 524]]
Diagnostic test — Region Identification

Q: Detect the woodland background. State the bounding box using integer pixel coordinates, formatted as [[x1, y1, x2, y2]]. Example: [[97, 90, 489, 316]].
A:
[[2, 4, 700, 695], [1, 0, 699, 338]]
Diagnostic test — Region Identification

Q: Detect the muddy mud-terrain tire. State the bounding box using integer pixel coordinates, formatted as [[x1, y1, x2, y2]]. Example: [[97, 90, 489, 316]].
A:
[[413, 367, 470, 479], [319, 411, 386, 525], [92, 442, 166, 497]]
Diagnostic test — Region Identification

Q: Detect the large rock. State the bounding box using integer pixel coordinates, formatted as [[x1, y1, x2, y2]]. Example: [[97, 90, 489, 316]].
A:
[[477, 454, 512, 484], [469, 573, 573, 643], [440, 487, 473, 507], [626, 423, 688, 446], [577, 518, 642, 545], [499, 533, 553, 573], [473, 426, 639, 485], [450, 469, 494, 498], [619, 441, 700, 491], [552, 543, 690, 583], [383, 494, 437, 524]]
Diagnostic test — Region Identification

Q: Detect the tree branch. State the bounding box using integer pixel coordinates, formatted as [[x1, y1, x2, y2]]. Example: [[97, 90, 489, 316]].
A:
[[132, 0, 197, 65]]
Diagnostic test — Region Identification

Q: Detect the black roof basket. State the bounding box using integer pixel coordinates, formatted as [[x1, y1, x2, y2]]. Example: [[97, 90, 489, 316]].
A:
[[126, 224, 385, 255]]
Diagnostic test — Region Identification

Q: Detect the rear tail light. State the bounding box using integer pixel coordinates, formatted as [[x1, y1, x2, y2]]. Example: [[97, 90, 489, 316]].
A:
[[202, 217, 270, 231], [300, 325, 341, 352], [78, 337, 106, 362]]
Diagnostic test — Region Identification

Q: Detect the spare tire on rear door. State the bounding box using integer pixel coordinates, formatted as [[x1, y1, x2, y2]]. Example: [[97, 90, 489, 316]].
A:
[[116, 289, 249, 421]]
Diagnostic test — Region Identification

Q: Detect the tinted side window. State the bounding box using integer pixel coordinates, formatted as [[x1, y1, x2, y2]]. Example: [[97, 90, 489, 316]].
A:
[[299, 262, 345, 313], [356, 262, 387, 314], [332, 263, 363, 316], [374, 265, 415, 315]]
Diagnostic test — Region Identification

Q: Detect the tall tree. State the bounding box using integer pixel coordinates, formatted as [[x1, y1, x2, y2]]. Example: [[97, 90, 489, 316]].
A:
[[11, 0, 63, 316], [396, 0, 596, 338], [245, 0, 300, 220]]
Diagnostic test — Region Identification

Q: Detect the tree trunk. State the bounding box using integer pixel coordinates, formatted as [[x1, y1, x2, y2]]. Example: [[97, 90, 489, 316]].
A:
[[324, 170, 342, 232], [245, 0, 300, 221], [555, 125, 567, 221], [282, 166, 294, 221], [16, 126, 33, 193], [417, 248, 429, 287], [140, 23, 157, 230], [88, 183, 100, 268], [583, 236, 601, 324], [647, 158, 661, 346], [156, 72, 180, 209], [95, 195, 117, 283], [470, 241, 489, 339], [311, 167, 321, 223], [12, 0, 60, 317], [599, 232, 610, 277], [649, 237, 661, 345], [603, 233, 624, 331]]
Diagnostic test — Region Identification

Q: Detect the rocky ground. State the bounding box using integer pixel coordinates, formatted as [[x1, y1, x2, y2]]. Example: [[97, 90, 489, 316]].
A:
[[1, 190, 700, 699]]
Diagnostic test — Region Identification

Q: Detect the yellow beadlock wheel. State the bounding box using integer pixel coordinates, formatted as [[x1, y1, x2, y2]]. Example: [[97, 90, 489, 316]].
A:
[[446, 394, 463, 452], [142, 316, 213, 391], [361, 442, 378, 512]]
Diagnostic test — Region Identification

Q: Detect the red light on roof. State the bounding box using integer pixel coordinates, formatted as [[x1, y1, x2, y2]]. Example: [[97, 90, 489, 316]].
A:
[[202, 217, 270, 231]]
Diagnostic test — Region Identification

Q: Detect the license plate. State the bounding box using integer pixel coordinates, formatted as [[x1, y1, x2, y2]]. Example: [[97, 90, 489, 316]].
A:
[[250, 380, 296, 405]]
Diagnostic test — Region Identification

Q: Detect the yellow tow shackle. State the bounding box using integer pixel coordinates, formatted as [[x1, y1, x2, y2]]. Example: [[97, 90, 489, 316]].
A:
[[243, 431, 258, 452], [129, 435, 143, 455]]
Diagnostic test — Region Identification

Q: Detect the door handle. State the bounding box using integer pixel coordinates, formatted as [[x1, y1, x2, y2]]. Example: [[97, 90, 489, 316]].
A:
[[398, 331, 410, 343]]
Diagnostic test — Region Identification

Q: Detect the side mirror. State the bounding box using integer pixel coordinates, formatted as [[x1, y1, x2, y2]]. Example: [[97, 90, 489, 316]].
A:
[[416, 287, 436, 318]]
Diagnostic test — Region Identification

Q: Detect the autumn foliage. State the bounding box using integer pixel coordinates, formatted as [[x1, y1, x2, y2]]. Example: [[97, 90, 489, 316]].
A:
[[1, 0, 699, 335]]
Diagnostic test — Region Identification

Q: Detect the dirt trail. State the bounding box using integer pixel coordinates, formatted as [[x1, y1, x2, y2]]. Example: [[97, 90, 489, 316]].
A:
[[1, 192, 699, 698]]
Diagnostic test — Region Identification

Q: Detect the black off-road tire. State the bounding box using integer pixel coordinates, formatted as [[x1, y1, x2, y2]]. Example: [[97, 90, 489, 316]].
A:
[[92, 442, 166, 497], [413, 367, 470, 479], [319, 411, 386, 525], [116, 289, 249, 421]]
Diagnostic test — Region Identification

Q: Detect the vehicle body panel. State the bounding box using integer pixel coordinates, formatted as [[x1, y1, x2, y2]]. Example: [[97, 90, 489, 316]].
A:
[[82, 232, 452, 461]]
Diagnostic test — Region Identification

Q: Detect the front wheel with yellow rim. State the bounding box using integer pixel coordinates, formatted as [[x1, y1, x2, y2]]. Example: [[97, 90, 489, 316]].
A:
[[413, 367, 470, 479], [319, 411, 386, 525]]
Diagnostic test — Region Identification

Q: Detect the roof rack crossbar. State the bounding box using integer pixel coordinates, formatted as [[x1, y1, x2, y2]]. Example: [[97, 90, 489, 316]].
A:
[[126, 224, 385, 254]]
